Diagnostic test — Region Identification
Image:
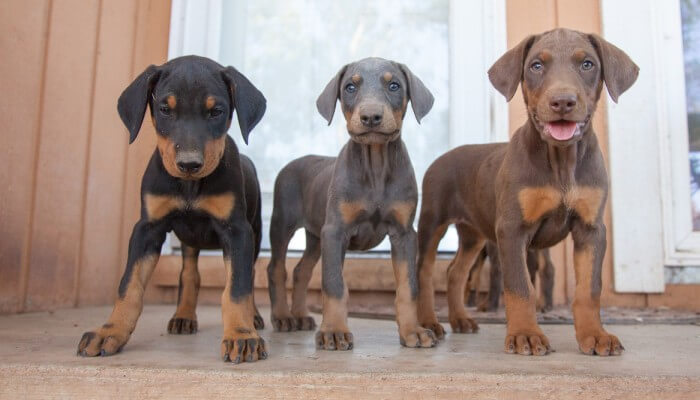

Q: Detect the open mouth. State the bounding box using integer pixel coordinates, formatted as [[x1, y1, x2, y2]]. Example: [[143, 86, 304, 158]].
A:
[[533, 115, 590, 142]]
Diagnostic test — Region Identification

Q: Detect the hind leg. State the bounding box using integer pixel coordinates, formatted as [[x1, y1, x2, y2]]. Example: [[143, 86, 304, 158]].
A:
[[267, 213, 299, 332], [168, 244, 200, 334], [251, 194, 265, 329], [416, 212, 448, 338], [290, 230, 320, 330], [447, 224, 484, 334], [480, 241, 502, 311], [539, 248, 555, 312]]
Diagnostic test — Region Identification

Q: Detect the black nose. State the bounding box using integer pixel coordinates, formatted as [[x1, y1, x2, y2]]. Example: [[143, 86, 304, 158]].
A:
[[177, 161, 202, 173], [549, 94, 577, 114], [360, 111, 383, 128]]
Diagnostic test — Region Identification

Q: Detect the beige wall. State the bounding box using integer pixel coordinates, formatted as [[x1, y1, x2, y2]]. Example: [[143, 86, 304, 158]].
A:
[[0, 0, 171, 313], [0, 0, 697, 314]]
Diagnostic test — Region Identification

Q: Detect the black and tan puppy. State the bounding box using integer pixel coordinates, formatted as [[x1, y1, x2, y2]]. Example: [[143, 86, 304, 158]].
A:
[[416, 29, 638, 356], [266, 57, 438, 350], [77, 56, 268, 364]]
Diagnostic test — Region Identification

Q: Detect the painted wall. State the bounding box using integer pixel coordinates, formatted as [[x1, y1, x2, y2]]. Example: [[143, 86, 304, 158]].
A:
[[0, 0, 696, 314]]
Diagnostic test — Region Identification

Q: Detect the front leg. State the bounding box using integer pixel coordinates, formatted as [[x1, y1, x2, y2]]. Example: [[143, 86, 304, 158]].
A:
[[78, 219, 166, 356], [571, 221, 623, 356], [389, 227, 437, 348], [497, 221, 551, 356], [214, 217, 267, 363], [316, 223, 353, 350]]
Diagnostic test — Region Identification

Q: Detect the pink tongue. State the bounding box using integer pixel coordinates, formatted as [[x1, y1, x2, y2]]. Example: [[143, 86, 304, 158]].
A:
[[545, 121, 577, 140]]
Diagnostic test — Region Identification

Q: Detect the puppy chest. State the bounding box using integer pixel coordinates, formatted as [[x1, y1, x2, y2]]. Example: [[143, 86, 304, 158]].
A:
[[517, 185, 604, 225]]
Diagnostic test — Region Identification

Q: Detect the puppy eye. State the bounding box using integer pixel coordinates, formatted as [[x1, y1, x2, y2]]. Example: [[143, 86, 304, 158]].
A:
[[345, 83, 357, 93], [209, 108, 224, 118], [388, 82, 400, 91], [581, 60, 594, 71], [159, 105, 172, 116], [530, 61, 543, 72]]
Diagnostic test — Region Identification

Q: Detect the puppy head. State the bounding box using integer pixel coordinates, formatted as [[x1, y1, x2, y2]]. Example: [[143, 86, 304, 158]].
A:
[[488, 28, 638, 146], [316, 57, 434, 145], [117, 55, 266, 179]]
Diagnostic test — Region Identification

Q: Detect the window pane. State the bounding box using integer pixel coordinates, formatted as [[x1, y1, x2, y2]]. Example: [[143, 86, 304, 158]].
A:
[[682, 0, 700, 229], [219, 0, 449, 249]]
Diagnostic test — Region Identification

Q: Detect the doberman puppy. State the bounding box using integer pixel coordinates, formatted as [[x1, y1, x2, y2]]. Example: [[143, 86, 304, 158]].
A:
[[416, 29, 638, 356], [266, 57, 438, 350], [77, 56, 268, 364], [467, 245, 554, 312]]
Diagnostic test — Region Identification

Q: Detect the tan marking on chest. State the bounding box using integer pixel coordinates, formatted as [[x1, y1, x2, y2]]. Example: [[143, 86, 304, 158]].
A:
[[564, 187, 604, 225], [339, 201, 365, 224], [391, 201, 415, 227], [518, 186, 562, 223], [144, 194, 184, 221], [194, 193, 236, 220]]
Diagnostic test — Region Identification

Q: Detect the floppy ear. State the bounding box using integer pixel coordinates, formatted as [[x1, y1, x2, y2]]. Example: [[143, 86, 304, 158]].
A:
[[316, 65, 348, 125], [488, 35, 537, 101], [587, 34, 639, 103], [117, 65, 161, 144], [221, 66, 267, 144], [398, 64, 434, 123]]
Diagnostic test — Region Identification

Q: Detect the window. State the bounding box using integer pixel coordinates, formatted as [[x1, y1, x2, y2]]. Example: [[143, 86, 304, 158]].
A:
[[167, 0, 507, 254], [603, 0, 700, 289]]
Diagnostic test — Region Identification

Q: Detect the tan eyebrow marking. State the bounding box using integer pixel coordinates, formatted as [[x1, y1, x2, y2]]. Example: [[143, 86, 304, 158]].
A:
[[205, 96, 215, 110], [167, 95, 176, 108], [351, 74, 362, 84], [383, 72, 393, 82]]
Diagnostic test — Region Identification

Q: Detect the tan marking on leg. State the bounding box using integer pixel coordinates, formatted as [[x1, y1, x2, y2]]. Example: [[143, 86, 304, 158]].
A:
[[383, 71, 393, 82], [156, 136, 182, 178], [80, 255, 159, 356], [221, 258, 264, 362], [393, 261, 418, 334], [205, 96, 215, 110], [447, 240, 483, 332], [565, 186, 605, 225], [504, 289, 542, 337], [518, 186, 562, 223], [291, 255, 319, 317], [338, 201, 365, 224], [391, 201, 415, 228], [571, 245, 619, 355], [320, 287, 349, 333], [167, 95, 176, 108], [194, 193, 235, 220], [144, 194, 184, 221], [173, 251, 199, 319], [269, 256, 292, 324], [417, 224, 448, 333]]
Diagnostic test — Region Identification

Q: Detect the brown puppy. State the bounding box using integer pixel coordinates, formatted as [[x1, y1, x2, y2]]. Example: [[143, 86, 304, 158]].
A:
[[416, 28, 638, 356]]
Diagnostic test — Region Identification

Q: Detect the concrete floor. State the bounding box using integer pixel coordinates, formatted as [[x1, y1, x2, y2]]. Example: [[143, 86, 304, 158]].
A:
[[0, 305, 698, 399]]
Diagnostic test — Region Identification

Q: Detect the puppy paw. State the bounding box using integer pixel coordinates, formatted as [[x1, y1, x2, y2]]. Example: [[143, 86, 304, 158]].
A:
[[578, 331, 624, 356], [271, 316, 297, 332], [294, 316, 316, 331], [254, 311, 265, 330], [450, 316, 479, 334], [221, 333, 268, 364], [400, 327, 438, 348], [167, 317, 198, 334], [315, 330, 354, 351], [504, 332, 551, 356], [420, 321, 446, 340], [77, 324, 130, 357]]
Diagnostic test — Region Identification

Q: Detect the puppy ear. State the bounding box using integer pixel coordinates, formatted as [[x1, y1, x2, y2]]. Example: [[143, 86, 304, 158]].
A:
[[587, 34, 639, 103], [316, 65, 348, 125], [488, 35, 537, 101], [221, 66, 267, 144], [398, 64, 434, 123], [117, 65, 161, 144]]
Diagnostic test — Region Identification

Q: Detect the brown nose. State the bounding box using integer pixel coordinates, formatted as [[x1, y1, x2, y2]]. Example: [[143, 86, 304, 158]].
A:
[[549, 94, 577, 114], [359, 105, 383, 128]]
